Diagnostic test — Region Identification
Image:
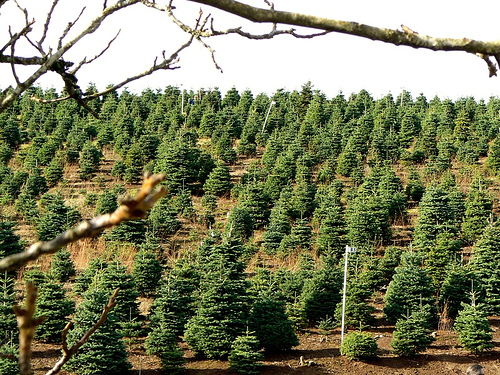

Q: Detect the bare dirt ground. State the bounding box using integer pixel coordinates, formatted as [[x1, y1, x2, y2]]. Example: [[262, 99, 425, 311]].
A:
[[31, 317, 500, 375]]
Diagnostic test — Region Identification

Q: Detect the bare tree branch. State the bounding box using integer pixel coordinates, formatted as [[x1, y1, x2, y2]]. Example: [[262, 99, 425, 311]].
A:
[[57, 6, 86, 50], [45, 289, 120, 375], [70, 29, 121, 75], [83, 34, 195, 100], [187, 0, 500, 76], [13, 283, 46, 375], [38, 0, 60, 54], [0, 173, 167, 272], [0, 21, 34, 56], [0, 0, 141, 113]]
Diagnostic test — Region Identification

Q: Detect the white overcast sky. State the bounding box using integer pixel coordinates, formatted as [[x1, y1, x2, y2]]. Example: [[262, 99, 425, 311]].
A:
[[3, 0, 500, 100]]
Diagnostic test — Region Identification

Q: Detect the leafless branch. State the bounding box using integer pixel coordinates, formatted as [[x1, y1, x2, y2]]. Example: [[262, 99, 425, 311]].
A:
[[70, 29, 121, 75], [0, 0, 140, 113], [187, 0, 500, 77], [58, 6, 87, 50], [0, 173, 167, 272], [0, 21, 34, 55], [45, 289, 120, 375], [13, 283, 46, 375], [83, 35, 194, 100], [38, 0, 60, 54]]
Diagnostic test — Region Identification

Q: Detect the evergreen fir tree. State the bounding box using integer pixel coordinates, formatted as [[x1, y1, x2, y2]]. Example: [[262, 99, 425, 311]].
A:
[[0, 272, 17, 343], [454, 299, 493, 354], [78, 141, 102, 180], [439, 264, 476, 320], [106, 219, 147, 244], [469, 223, 500, 314], [95, 190, 118, 215], [248, 296, 299, 353], [185, 240, 249, 359], [65, 289, 132, 375], [225, 207, 254, 241], [50, 249, 76, 282], [97, 261, 142, 334], [262, 206, 291, 255], [462, 188, 493, 245], [147, 197, 181, 239], [0, 342, 18, 375], [340, 331, 378, 360], [228, 332, 264, 375], [147, 260, 198, 341], [334, 276, 374, 330], [383, 253, 436, 323], [44, 157, 64, 187], [300, 261, 342, 324], [316, 204, 347, 259], [73, 257, 109, 294], [35, 278, 75, 343], [0, 221, 23, 259], [485, 135, 500, 175], [145, 327, 186, 374], [131, 245, 162, 297], [391, 305, 435, 357], [203, 162, 232, 196]]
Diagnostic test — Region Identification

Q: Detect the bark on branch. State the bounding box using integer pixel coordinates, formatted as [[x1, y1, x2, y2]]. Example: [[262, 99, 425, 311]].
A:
[[187, 0, 500, 75], [0, 173, 167, 272], [13, 283, 46, 375], [45, 289, 120, 375]]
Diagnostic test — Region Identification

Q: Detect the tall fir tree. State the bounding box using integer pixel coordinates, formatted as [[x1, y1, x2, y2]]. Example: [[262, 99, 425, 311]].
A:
[[65, 289, 132, 375], [185, 240, 249, 359]]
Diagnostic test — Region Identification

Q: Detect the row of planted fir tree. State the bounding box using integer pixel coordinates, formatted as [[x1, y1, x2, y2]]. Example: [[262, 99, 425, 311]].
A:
[[1, 83, 500, 372]]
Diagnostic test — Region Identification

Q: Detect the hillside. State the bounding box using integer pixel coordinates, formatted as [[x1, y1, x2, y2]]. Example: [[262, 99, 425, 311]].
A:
[[2, 84, 500, 374]]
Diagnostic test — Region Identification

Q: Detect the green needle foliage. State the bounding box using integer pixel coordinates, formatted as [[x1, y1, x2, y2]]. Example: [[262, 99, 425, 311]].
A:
[[391, 305, 435, 357], [248, 296, 298, 353], [65, 289, 131, 375], [131, 246, 162, 297], [35, 278, 75, 343], [50, 249, 76, 282], [340, 331, 378, 361], [229, 331, 264, 375], [454, 300, 493, 354]]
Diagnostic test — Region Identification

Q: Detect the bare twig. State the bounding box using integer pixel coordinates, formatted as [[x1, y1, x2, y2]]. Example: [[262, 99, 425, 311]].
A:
[[187, 0, 500, 77], [45, 289, 120, 375], [13, 283, 46, 375], [38, 0, 60, 54], [57, 6, 86, 50], [70, 29, 121, 75], [0, 173, 167, 272], [0, 21, 34, 55], [83, 36, 194, 100], [0, 0, 141, 113]]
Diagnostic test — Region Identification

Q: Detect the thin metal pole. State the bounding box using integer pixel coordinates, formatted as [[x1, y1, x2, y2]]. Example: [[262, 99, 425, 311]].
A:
[[261, 101, 275, 133], [341, 245, 349, 344]]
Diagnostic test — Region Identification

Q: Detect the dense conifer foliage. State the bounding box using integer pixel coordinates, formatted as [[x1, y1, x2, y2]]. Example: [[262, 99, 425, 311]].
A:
[[4, 83, 500, 373]]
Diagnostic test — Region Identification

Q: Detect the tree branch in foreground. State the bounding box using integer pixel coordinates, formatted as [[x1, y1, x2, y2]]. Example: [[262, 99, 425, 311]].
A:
[[45, 288, 120, 375], [188, 0, 500, 76], [0, 172, 167, 272], [13, 283, 46, 375]]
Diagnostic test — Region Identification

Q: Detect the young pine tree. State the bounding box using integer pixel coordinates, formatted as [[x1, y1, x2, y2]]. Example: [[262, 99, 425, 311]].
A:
[[340, 331, 378, 361], [248, 296, 299, 353], [65, 289, 132, 375], [50, 249, 76, 282], [185, 240, 249, 359], [228, 331, 264, 375], [131, 245, 162, 297], [35, 278, 75, 343], [391, 305, 436, 357], [383, 252, 436, 324], [454, 298, 493, 354]]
